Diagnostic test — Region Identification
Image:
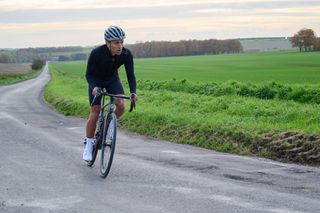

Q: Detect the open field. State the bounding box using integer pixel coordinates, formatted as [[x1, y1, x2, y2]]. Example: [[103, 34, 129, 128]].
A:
[[59, 51, 320, 84], [131, 51, 320, 84], [45, 51, 320, 165], [0, 63, 31, 74], [0, 63, 40, 85]]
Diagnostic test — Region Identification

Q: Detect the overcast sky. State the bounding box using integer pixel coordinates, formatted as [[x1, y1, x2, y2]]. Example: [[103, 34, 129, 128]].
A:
[[0, 0, 319, 48]]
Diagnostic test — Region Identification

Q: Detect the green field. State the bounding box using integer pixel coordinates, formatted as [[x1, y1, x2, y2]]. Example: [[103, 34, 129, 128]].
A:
[[55, 51, 320, 84], [132, 51, 320, 83], [45, 51, 320, 165]]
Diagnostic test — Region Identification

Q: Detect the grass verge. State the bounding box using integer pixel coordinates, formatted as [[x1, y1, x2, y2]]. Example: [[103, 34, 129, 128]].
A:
[[45, 62, 320, 165]]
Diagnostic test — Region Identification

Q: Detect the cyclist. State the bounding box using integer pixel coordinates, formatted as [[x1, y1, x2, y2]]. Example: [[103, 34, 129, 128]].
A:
[[83, 26, 137, 161]]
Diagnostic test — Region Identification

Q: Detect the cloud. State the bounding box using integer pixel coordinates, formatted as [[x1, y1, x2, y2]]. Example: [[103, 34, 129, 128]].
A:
[[1, 1, 319, 24], [1, 0, 319, 10], [193, 7, 320, 17], [0, 0, 319, 48]]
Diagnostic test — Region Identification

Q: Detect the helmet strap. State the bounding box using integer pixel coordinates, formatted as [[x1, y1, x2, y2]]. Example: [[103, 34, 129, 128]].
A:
[[105, 41, 111, 50]]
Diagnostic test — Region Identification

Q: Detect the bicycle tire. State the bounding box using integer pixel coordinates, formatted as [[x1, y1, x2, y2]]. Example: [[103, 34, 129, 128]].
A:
[[87, 120, 104, 167], [100, 113, 117, 178]]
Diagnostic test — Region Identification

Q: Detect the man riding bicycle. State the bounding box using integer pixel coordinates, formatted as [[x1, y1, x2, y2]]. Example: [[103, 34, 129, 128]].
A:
[[83, 26, 137, 161]]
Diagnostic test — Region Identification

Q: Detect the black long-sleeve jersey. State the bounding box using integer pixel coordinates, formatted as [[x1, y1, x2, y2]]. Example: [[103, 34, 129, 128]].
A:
[[85, 44, 136, 94]]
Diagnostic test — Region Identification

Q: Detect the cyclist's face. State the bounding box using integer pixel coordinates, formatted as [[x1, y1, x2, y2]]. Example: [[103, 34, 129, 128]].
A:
[[107, 40, 124, 56]]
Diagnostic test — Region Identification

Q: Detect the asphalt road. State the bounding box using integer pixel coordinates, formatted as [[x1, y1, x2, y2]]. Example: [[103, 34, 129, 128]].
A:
[[0, 64, 320, 213]]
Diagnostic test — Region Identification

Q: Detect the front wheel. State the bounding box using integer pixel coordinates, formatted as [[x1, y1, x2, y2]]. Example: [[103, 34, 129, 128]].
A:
[[100, 113, 117, 178]]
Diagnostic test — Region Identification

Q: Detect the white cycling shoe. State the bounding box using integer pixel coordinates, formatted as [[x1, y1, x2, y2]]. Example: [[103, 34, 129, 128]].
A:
[[83, 140, 93, 161]]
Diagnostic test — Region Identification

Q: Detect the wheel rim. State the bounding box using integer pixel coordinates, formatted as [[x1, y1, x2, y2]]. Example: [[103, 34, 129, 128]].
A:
[[100, 114, 117, 177], [101, 141, 112, 171]]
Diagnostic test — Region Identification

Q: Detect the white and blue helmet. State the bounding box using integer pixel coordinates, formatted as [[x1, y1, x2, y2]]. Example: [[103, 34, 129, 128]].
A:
[[104, 26, 126, 41]]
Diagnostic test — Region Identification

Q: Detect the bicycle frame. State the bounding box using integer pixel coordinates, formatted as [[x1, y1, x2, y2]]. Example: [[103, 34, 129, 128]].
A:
[[87, 88, 135, 171], [92, 87, 135, 114], [93, 91, 130, 144], [98, 94, 115, 131]]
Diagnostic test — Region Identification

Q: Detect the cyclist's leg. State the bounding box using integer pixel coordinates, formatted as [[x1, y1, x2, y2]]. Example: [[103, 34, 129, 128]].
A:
[[86, 85, 103, 136], [106, 75, 125, 118], [114, 98, 125, 118], [84, 85, 102, 161], [86, 105, 101, 137], [84, 105, 100, 162]]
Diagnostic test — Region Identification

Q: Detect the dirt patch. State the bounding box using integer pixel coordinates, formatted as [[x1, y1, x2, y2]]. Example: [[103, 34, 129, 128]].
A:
[[253, 131, 320, 165], [0, 63, 32, 75]]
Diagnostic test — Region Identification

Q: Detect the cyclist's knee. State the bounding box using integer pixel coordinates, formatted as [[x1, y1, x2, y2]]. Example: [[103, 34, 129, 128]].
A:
[[115, 99, 125, 116]]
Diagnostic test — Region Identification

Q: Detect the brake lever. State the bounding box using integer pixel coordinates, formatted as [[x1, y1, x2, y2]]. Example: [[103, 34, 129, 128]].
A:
[[90, 87, 102, 107], [129, 101, 135, 112]]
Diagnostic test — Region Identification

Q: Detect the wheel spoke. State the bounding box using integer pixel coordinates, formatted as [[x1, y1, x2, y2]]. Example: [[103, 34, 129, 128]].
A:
[[100, 113, 117, 178]]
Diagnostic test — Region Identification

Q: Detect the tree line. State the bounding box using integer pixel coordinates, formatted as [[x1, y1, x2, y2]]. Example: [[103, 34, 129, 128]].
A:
[[3, 29, 318, 64], [290, 28, 320, 52], [0, 39, 243, 63], [127, 39, 243, 58], [0, 46, 85, 63], [16, 46, 85, 63], [0, 54, 14, 63]]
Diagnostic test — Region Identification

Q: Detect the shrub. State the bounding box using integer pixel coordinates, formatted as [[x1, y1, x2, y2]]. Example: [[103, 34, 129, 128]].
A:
[[31, 58, 46, 70]]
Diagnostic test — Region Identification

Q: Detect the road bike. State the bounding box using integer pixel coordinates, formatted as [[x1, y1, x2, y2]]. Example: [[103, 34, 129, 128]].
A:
[[85, 88, 135, 178]]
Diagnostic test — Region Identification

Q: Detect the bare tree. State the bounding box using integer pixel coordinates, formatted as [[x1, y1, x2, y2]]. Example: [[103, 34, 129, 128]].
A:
[[290, 34, 303, 52], [290, 28, 317, 52]]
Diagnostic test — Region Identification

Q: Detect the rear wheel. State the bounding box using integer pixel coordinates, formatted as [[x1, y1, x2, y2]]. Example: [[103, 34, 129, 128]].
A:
[[100, 113, 117, 178]]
